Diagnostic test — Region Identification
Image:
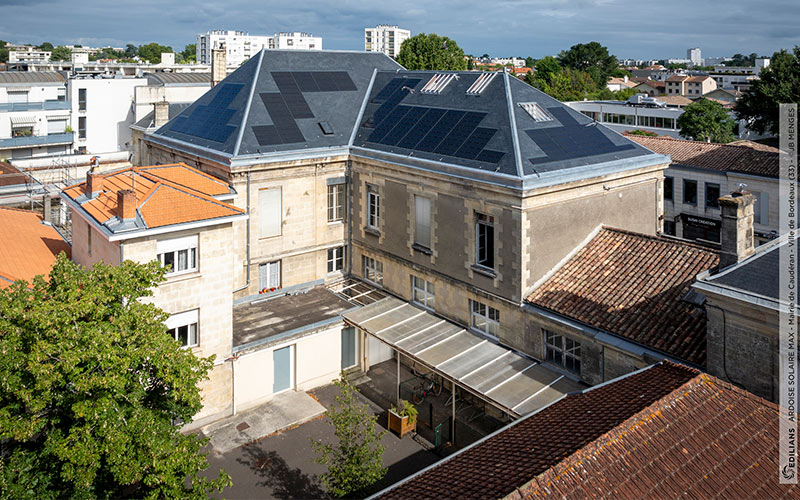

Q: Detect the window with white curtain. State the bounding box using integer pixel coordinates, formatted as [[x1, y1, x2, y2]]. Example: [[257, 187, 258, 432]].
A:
[[166, 309, 199, 348], [414, 195, 431, 249], [259, 261, 281, 290], [259, 187, 282, 238], [157, 235, 198, 276]]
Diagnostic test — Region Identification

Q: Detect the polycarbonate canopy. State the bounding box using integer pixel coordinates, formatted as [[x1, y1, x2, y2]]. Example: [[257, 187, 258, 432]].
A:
[[343, 296, 583, 417]]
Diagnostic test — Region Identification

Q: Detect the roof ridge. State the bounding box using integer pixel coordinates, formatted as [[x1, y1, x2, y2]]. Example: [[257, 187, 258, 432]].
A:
[[0, 206, 42, 217], [137, 163, 228, 191], [152, 181, 245, 213], [629, 134, 778, 154], [233, 49, 265, 157], [600, 225, 719, 254]]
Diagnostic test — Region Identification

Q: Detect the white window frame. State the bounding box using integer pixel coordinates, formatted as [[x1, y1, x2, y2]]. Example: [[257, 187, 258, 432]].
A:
[[166, 309, 199, 348], [157, 235, 198, 277], [327, 246, 345, 274], [411, 276, 435, 310], [544, 329, 581, 374], [367, 184, 380, 230], [259, 187, 282, 238], [470, 299, 499, 338], [414, 195, 431, 249], [259, 261, 281, 291], [475, 213, 495, 270], [327, 183, 345, 223], [363, 256, 383, 286]]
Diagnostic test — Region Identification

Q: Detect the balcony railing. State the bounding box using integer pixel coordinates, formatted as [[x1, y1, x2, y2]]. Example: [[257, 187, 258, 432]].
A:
[[0, 132, 74, 148], [0, 100, 71, 112]]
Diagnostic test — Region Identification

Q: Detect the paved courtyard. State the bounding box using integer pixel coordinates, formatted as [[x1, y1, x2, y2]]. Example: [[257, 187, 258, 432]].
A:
[[201, 383, 439, 499]]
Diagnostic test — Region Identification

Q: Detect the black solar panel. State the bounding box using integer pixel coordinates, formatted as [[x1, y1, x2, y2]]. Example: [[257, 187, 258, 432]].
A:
[[475, 149, 506, 163], [292, 72, 320, 92], [397, 108, 446, 149], [454, 127, 496, 160], [312, 72, 338, 92], [381, 106, 428, 146], [169, 83, 243, 143], [415, 110, 466, 152], [434, 111, 486, 156], [252, 125, 283, 146], [368, 105, 411, 143], [373, 78, 406, 102], [326, 71, 358, 91], [259, 93, 305, 145]]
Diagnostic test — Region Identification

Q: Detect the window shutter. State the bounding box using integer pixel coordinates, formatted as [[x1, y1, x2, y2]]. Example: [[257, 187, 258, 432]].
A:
[[47, 118, 67, 134], [259, 187, 282, 237], [415, 196, 431, 248]]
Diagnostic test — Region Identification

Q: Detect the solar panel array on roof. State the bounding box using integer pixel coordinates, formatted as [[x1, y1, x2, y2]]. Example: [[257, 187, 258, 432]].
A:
[[169, 83, 244, 143], [525, 107, 636, 171]]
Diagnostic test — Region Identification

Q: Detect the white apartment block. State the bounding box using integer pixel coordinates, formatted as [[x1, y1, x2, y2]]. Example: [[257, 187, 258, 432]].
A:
[[687, 47, 702, 66], [8, 46, 52, 64], [197, 30, 321, 66], [364, 25, 410, 58]]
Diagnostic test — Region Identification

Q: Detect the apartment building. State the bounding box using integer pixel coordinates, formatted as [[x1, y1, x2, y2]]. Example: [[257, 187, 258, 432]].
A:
[[709, 58, 770, 92], [665, 74, 717, 96], [566, 99, 684, 137], [628, 135, 779, 244], [8, 46, 52, 64], [365, 25, 410, 58], [197, 30, 321, 66], [687, 47, 702, 66], [0, 72, 72, 160]]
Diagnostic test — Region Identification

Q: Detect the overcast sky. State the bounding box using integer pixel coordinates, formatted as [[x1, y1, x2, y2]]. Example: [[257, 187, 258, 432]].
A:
[[1, 0, 797, 60]]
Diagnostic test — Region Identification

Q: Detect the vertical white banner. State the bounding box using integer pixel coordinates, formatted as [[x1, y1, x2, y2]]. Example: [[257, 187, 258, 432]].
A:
[[780, 103, 798, 483]]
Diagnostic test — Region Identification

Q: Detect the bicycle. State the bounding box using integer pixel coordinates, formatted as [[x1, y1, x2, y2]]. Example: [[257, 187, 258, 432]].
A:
[[411, 374, 443, 404]]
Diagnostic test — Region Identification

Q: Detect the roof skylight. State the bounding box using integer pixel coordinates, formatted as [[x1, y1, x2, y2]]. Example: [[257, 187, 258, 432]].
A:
[[519, 102, 553, 122], [421, 73, 457, 94], [466, 72, 497, 95]]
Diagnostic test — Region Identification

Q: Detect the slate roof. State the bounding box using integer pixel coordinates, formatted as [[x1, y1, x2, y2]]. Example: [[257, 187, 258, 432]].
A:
[[148, 50, 667, 187], [62, 163, 244, 236], [526, 227, 719, 365], [0, 207, 70, 288], [133, 102, 192, 129], [144, 72, 211, 86], [377, 362, 698, 500], [627, 134, 780, 178], [380, 361, 797, 500], [699, 236, 785, 302], [151, 50, 403, 158]]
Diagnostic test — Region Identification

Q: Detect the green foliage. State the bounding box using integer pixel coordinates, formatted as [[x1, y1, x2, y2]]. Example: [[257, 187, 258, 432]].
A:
[[396, 33, 466, 71], [725, 53, 759, 67], [0, 40, 7, 64], [50, 46, 72, 62], [137, 43, 173, 64], [557, 41, 618, 86], [525, 56, 535, 69], [38, 42, 54, 51], [627, 129, 659, 137], [0, 255, 231, 498], [311, 372, 386, 497], [678, 98, 736, 143], [391, 400, 417, 425], [735, 46, 800, 136], [180, 44, 196, 63], [125, 44, 138, 58]]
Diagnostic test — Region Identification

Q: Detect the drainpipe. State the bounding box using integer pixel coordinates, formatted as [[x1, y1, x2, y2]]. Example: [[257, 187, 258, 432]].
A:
[[346, 159, 353, 275], [232, 169, 251, 293], [227, 353, 240, 416]]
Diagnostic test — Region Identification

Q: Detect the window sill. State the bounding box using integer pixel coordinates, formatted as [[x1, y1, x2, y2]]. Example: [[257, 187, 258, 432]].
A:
[[471, 265, 497, 279], [412, 243, 433, 256], [327, 220, 344, 225], [164, 270, 201, 283], [364, 226, 381, 237]]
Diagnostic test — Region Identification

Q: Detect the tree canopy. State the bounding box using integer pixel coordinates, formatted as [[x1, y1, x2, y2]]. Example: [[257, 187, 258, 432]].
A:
[[526, 53, 633, 102], [49, 45, 72, 62], [557, 41, 618, 86], [735, 46, 800, 136], [137, 43, 173, 64], [678, 98, 736, 143], [0, 254, 230, 498], [38, 42, 54, 51], [396, 33, 467, 71], [0, 41, 7, 64]]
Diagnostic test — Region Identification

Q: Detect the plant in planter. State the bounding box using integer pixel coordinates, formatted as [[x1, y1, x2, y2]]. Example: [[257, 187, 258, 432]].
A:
[[388, 399, 417, 437]]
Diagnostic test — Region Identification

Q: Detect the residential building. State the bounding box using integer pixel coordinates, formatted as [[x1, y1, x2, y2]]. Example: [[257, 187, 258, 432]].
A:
[[627, 134, 779, 244], [704, 87, 741, 104], [8, 45, 52, 64], [7, 58, 214, 76], [665, 74, 717, 96], [687, 47, 702, 66], [0, 72, 72, 160], [632, 78, 665, 96], [605, 75, 635, 91], [61, 164, 247, 422], [566, 99, 684, 137], [197, 30, 321, 66], [138, 49, 671, 422], [364, 25, 410, 58], [376, 361, 798, 499], [0, 205, 70, 288], [132, 72, 211, 123], [709, 58, 770, 92], [66, 75, 148, 155]]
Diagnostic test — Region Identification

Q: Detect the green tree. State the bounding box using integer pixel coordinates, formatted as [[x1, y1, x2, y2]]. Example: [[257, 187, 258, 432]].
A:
[[137, 42, 173, 63], [0, 254, 231, 498], [124, 43, 138, 58], [311, 373, 386, 497], [0, 40, 7, 63], [396, 33, 467, 71], [525, 56, 535, 68], [678, 98, 736, 143], [735, 46, 800, 136], [558, 41, 618, 86], [180, 43, 196, 63], [38, 42, 54, 51], [49, 45, 72, 61]]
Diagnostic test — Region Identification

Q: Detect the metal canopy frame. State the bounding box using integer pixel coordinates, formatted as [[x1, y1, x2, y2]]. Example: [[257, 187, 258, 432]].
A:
[[342, 296, 583, 420]]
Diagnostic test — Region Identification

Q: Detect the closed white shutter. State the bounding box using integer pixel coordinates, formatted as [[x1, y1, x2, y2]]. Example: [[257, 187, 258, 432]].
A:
[[269, 261, 281, 288], [259, 187, 282, 238], [47, 118, 67, 134], [259, 263, 269, 289], [7, 91, 28, 104], [414, 195, 431, 248]]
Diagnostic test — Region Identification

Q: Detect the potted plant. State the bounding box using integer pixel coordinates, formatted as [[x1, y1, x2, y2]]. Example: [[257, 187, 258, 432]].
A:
[[388, 399, 417, 437]]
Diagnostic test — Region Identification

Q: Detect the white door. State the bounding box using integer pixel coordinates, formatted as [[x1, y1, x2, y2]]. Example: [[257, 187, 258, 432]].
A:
[[273, 344, 294, 394]]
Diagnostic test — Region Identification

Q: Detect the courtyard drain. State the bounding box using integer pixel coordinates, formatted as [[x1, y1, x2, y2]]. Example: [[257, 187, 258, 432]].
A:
[[236, 422, 251, 432]]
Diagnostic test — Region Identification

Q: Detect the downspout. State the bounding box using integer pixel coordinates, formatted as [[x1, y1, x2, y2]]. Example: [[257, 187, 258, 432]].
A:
[[232, 169, 251, 293], [347, 159, 353, 275], [119, 240, 124, 263]]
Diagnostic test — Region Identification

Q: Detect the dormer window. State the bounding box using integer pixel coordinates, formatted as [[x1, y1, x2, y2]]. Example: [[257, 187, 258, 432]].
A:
[[519, 102, 553, 122]]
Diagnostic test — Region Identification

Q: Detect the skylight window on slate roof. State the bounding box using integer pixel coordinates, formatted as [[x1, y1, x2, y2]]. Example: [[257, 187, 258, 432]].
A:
[[466, 72, 497, 95], [519, 102, 553, 122], [421, 73, 457, 94]]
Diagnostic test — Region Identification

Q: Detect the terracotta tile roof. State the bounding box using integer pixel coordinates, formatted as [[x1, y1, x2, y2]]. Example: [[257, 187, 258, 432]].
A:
[[0, 161, 31, 188], [518, 371, 795, 499], [687, 75, 713, 83], [62, 163, 244, 232], [729, 139, 781, 152], [626, 134, 780, 178], [633, 79, 665, 89], [382, 361, 797, 500], [659, 95, 693, 106], [526, 227, 718, 365], [378, 362, 699, 500], [666, 74, 689, 82], [607, 77, 636, 87], [0, 207, 70, 288]]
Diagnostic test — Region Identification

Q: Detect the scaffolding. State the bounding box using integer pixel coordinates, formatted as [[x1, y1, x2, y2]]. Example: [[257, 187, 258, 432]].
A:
[[22, 155, 79, 243]]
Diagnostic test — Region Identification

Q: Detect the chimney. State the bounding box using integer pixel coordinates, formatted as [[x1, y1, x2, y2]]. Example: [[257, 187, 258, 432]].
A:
[[153, 100, 169, 128], [117, 189, 136, 221], [211, 43, 226, 88], [86, 170, 104, 198], [718, 190, 756, 268], [42, 193, 51, 223]]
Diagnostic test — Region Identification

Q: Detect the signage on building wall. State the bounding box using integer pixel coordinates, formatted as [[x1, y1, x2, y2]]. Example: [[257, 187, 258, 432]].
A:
[[680, 213, 721, 230]]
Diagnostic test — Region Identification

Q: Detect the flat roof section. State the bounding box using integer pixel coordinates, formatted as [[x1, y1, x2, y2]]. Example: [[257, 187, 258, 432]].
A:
[[343, 296, 584, 417], [233, 286, 355, 350]]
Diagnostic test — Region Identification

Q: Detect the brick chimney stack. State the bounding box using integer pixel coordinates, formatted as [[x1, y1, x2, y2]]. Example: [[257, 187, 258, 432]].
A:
[[211, 43, 226, 88], [153, 100, 169, 128], [718, 190, 756, 268], [117, 189, 136, 221], [86, 171, 103, 198]]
